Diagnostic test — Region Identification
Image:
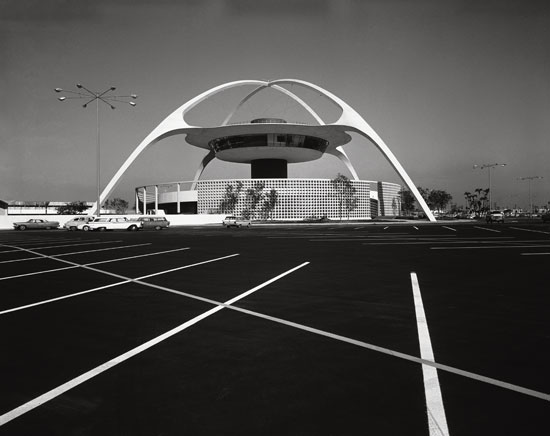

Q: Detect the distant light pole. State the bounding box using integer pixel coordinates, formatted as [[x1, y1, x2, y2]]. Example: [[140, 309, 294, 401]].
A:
[[473, 163, 506, 210], [55, 84, 137, 215], [517, 176, 543, 217]]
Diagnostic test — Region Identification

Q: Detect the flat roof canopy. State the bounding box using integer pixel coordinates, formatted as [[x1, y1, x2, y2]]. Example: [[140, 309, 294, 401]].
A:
[[184, 122, 352, 153]]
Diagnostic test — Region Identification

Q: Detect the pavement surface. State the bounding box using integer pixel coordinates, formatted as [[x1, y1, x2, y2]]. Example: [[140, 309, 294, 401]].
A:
[[0, 221, 549, 435]]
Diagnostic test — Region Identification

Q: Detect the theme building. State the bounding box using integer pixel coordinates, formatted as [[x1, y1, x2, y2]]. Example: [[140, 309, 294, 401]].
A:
[[96, 79, 434, 221]]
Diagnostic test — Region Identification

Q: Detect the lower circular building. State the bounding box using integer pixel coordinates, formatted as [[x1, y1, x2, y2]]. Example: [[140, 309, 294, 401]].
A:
[[98, 79, 435, 221]]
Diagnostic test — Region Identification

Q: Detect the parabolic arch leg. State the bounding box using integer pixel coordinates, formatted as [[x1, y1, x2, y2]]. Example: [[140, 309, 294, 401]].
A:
[[270, 79, 436, 222], [92, 80, 269, 214]]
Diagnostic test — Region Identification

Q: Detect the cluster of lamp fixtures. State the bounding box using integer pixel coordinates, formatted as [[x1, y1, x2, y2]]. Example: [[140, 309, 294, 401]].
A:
[[55, 83, 137, 109]]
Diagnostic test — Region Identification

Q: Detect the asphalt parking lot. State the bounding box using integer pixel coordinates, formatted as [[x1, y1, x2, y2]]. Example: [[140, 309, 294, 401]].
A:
[[1, 222, 549, 435]]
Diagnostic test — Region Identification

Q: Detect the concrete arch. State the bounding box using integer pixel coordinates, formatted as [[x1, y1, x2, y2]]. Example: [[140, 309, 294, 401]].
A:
[[94, 80, 268, 214], [221, 84, 326, 126], [269, 79, 435, 221], [96, 79, 434, 221]]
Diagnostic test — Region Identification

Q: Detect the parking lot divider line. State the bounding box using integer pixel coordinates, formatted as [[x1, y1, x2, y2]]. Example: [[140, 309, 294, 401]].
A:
[[509, 227, 550, 235], [0, 243, 152, 264], [413, 226, 420, 230], [0, 240, 122, 254], [441, 226, 456, 232], [4, 247, 550, 405], [521, 252, 550, 256], [431, 244, 550, 250], [411, 272, 450, 436], [0, 247, 191, 281], [0, 281, 131, 315], [0, 262, 309, 427], [0, 253, 240, 316], [473, 226, 501, 233], [219, 306, 550, 402], [4, 245, 548, 405]]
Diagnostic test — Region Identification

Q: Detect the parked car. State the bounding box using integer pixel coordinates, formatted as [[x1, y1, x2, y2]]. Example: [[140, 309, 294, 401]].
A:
[[13, 218, 59, 230], [138, 216, 170, 230], [486, 210, 504, 223], [222, 216, 251, 228], [81, 217, 141, 231], [63, 216, 95, 231], [542, 213, 550, 223]]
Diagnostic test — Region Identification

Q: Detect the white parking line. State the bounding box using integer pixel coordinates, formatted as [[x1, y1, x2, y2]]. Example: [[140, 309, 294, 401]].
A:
[[413, 226, 419, 230], [520, 252, 550, 256], [0, 247, 191, 281], [0, 243, 152, 264], [431, 245, 550, 250], [0, 253, 240, 315], [0, 262, 308, 427], [3, 246, 549, 413], [0, 240, 121, 254], [474, 226, 501, 233], [509, 227, 550, 235], [383, 226, 389, 230], [411, 272, 449, 436], [441, 226, 456, 232]]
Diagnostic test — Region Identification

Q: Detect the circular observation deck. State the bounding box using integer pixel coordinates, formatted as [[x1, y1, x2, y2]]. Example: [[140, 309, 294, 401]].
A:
[[184, 118, 352, 164]]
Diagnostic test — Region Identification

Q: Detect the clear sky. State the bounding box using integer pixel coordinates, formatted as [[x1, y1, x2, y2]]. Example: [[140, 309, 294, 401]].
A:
[[1, 0, 549, 210]]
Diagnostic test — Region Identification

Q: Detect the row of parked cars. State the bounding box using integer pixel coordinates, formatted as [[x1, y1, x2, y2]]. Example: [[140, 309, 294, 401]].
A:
[[13, 216, 170, 231]]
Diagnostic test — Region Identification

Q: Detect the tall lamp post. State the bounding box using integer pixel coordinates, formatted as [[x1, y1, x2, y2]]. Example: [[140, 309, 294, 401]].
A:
[[517, 176, 543, 217], [55, 84, 137, 215], [473, 163, 506, 210]]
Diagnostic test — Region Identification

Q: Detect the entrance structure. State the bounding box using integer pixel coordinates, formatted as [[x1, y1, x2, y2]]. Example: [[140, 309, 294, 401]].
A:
[[95, 79, 435, 221]]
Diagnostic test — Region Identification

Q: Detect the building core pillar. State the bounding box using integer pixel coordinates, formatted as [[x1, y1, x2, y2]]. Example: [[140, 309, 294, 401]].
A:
[[251, 159, 288, 179]]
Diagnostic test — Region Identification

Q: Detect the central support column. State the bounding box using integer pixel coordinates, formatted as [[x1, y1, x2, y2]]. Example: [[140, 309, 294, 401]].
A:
[[251, 159, 288, 179]]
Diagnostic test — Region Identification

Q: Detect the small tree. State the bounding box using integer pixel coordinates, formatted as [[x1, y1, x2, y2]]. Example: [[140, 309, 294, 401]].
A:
[[244, 182, 265, 219], [261, 189, 279, 220], [331, 173, 358, 220], [417, 187, 452, 212], [218, 182, 243, 214], [57, 201, 89, 215], [105, 197, 129, 214], [399, 189, 415, 215]]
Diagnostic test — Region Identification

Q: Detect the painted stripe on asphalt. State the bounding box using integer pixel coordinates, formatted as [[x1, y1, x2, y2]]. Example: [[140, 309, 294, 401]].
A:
[[413, 226, 419, 230], [0, 262, 308, 427], [0, 247, 191, 281], [509, 227, 550, 235], [0, 253, 240, 315], [431, 245, 550, 250], [0, 240, 121, 254], [0, 238, 101, 246], [0, 243, 152, 264], [411, 272, 450, 436], [520, 252, 550, 256], [474, 226, 501, 233], [3, 246, 549, 414], [441, 226, 456, 232]]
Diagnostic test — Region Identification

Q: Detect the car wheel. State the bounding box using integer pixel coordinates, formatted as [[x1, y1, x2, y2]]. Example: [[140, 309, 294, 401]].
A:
[[99, 227, 106, 232], [238, 224, 242, 228], [129, 225, 138, 231], [154, 225, 161, 230], [70, 226, 77, 231], [19, 225, 26, 231], [45, 226, 51, 230], [83, 225, 90, 231], [247, 223, 250, 228]]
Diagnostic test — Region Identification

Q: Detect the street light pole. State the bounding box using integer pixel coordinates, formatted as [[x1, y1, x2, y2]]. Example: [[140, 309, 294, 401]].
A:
[[55, 84, 137, 216], [517, 176, 543, 217], [473, 163, 506, 210]]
